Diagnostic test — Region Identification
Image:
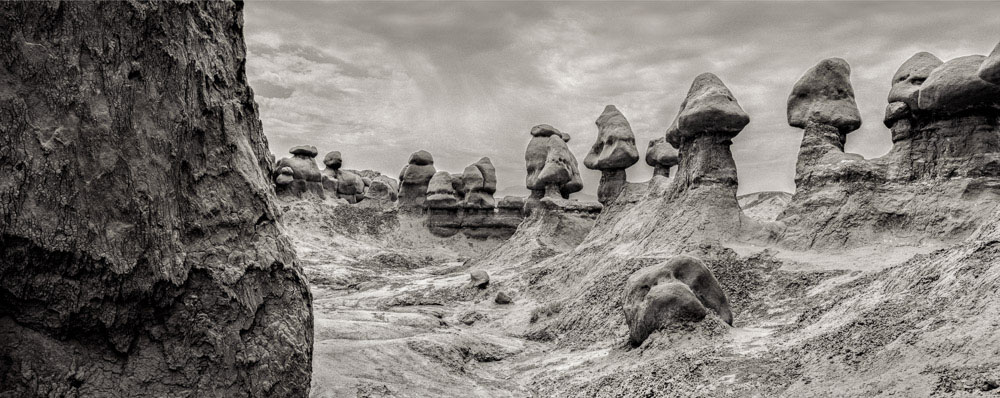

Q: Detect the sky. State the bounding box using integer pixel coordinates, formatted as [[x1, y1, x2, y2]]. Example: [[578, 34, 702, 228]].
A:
[[244, 1, 1000, 197]]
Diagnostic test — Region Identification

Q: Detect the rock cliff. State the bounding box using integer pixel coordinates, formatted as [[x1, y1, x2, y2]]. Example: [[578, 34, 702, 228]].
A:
[[0, 2, 312, 396]]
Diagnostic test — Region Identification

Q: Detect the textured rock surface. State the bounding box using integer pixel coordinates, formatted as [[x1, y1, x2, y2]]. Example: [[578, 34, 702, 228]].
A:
[[778, 52, 1000, 249], [918, 55, 1000, 114], [645, 137, 679, 178], [980, 41, 1000, 84], [676, 73, 749, 138], [276, 146, 324, 199], [364, 176, 398, 202], [399, 150, 436, 209], [462, 157, 497, 209], [585, 105, 640, 204], [888, 52, 943, 109], [0, 2, 313, 396], [525, 125, 583, 200], [787, 58, 862, 134], [623, 256, 732, 346]]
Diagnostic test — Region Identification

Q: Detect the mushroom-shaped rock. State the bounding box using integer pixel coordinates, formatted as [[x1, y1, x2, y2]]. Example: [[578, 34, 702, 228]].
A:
[[425, 171, 459, 208], [585, 105, 640, 204], [469, 270, 490, 289], [980, 41, 1000, 84], [365, 176, 399, 202], [787, 58, 862, 134], [677, 73, 750, 139], [276, 146, 322, 182], [526, 125, 583, 199], [645, 137, 679, 178], [622, 255, 733, 346], [888, 52, 943, 110], [462, 157, 497, 209], [398, 150, 437, 208], [919, 55, 1000, 114]]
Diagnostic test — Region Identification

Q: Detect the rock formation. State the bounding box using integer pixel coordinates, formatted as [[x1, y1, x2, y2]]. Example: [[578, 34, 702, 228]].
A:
[[319, 151, 366, 203], [623, 255, 732, 346], [0, 2, 313, 396], [462, 157, 498, 209], [398, 150, 436, 209], [665, 73, 748, 203], [525, 125, 583, 200], [645, 137, 679, 178], [276, 145, 325, 199], [785, 58, 864, 187], [778, 52, 1000, 248], [425, 171, 462, 236], [980, 41, 1000, 84], [584, 105, 640, 204]]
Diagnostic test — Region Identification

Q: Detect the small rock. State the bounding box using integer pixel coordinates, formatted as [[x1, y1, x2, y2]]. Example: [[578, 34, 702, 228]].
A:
[[495, 292, 513, 304], [469, 270, 490, 289]]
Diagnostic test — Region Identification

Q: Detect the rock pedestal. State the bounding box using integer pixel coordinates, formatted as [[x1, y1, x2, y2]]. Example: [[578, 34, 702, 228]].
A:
[[584, 105, 640, 204], [398, 150, 436, 210]]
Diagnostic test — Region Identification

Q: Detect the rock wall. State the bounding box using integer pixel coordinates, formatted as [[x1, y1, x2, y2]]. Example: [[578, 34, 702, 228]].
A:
[[0, 2, 312, 396]]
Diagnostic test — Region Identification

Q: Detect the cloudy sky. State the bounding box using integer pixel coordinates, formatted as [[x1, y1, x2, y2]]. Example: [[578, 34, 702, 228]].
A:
[[245, 1, 1000, 196]]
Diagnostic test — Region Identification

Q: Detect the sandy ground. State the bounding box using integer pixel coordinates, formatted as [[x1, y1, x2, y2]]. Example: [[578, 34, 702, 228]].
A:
[[287, 199, 1000, 397]]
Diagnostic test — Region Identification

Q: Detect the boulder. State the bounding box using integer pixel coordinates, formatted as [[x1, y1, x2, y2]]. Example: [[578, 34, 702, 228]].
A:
[[526, 125, 583, 200], [676, 73, 750, 139], [398, 150, 436, 208], [622, 256, 732, 346], [275, 166, 295, 185], [787, 58, 862, 134], [645, 137, 679, 178], [585, 105, 640, 204], [290, 145, 318, 157], [979, 41, 1000, 84], [0, 2, 312, 395], [918, 55, 1000, 114], [495, 292, 513, 305], [336, 170, 366, 203], [888, 52, 943, 110], [469, 270, 490, 289], [365, 176, 398, 202], [323, 150, 343, 170]]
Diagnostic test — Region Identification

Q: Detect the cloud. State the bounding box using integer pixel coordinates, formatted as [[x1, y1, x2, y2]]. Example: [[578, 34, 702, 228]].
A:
[[244, 1, 1000, 196]]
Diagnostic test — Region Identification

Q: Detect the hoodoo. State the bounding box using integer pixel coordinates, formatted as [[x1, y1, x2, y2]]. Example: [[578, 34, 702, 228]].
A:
[[525, 124, 584, 203], [398, 150, 437, 209], [585, 105, 640, 205], [645, 137, 679, 179], [276, 145, 325, 199], [0, 2, 313, 396]]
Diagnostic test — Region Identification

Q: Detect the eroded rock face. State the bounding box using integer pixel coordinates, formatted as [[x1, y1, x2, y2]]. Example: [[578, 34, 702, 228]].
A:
[[399, 150, 436, 209], [788, 58, 862, 136], [525, 125, 583, 200], [918, 55, 1000, 114], [0, 2, 312, 396], [980, 41, 1000, 84], [645, 137, 679, 178], [585, 105, 640, 204], [622, 255, 732, 346]]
